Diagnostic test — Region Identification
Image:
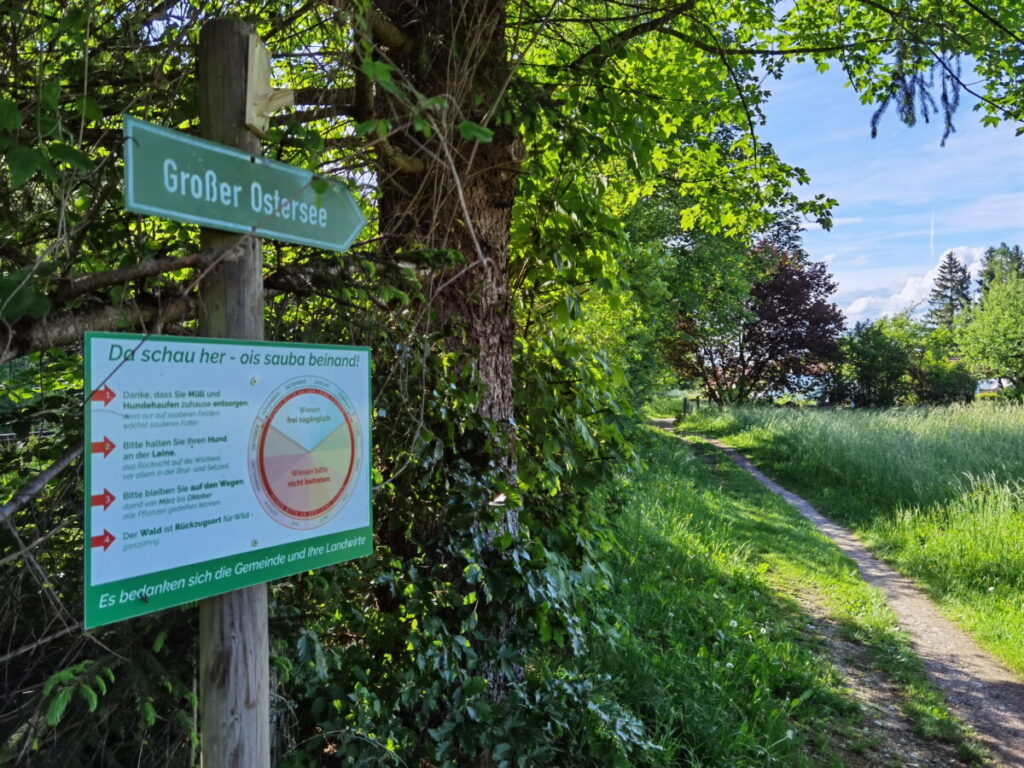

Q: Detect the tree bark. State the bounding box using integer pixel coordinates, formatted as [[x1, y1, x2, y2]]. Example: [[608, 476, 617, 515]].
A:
[[372, 0, 520, 477]]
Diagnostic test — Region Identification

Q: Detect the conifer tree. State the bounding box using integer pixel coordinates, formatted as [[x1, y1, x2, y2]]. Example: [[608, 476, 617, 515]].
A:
[[978, 242, 1024, 295], [926, 251, 972, 329]]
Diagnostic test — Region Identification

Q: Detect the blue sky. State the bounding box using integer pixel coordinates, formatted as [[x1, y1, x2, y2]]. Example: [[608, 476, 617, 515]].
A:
[[759, 63, 1024, 324]]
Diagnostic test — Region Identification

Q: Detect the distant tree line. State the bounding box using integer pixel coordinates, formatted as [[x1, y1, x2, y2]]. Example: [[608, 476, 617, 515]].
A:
[[665, 242, 1024, 407], [832, 243, 1024, 407]]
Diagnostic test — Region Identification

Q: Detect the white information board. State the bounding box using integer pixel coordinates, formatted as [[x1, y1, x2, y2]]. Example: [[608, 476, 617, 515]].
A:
[[84, 332, 372, 628]]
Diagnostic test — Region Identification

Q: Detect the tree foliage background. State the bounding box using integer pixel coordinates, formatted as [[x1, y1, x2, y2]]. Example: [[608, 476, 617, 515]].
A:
[[1, 0, 1022, 765], [667, 244, 844, 404]]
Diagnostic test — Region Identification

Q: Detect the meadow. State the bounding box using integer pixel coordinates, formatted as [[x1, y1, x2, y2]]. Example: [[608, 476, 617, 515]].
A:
[[677, 404, 1024, 676], [572, 428, 981, 766]]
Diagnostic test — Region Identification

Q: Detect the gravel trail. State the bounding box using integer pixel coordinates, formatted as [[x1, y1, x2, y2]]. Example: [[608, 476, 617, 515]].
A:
[[685, 430, 1024, 766]]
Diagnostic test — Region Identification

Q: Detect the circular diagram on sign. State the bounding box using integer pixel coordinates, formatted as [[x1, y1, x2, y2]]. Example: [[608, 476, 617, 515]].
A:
[[248, 376, 361, 530]]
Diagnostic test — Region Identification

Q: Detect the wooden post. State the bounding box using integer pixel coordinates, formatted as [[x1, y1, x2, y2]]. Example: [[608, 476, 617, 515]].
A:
[[196, 18, 270, 768], [683, 397, 689, 416]]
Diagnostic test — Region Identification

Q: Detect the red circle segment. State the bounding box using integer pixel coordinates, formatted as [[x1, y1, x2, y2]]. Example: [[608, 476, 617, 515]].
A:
[[257, 387, 356, 519]]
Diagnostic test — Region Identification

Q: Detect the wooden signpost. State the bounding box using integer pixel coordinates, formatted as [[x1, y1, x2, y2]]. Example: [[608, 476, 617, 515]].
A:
[[85, 19, 369, 767], [197, 20, 271, 767]]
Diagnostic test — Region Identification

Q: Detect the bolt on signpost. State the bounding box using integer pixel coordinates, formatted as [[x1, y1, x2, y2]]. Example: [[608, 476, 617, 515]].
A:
[[82, 20, 368, 768]]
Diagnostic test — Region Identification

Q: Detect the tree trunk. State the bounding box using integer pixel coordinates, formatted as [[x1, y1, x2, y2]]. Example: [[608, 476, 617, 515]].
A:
[[367, 1, 523, 703], [373, 0, 519, 479]]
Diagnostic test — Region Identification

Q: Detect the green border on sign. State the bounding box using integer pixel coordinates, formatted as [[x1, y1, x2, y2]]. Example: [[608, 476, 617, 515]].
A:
[[84, 332, 373, 629], [85, 527, 372, 628]]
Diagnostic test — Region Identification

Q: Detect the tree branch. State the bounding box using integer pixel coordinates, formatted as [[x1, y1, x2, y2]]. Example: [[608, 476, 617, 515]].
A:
[[960, 0, 1024, 45], [367, 8, 415, 56], [2, 296, 196, 364], [0, 442, 84, 526], [658, 26, 891, 57], [569, 3, 697, 70], [292, 86, 357, 110], [0, 622, 82, 665], [52, 244, 245, 305]]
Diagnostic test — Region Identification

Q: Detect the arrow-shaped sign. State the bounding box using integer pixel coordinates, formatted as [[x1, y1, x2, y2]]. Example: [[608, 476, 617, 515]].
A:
[[89, 385, 116, 406], [90, 529, 116, 551], [90, 437, 116, 458], [90, 489, 116, 510]]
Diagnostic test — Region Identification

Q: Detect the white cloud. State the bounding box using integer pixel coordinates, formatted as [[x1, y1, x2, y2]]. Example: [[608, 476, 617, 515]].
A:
[[840, 246, 986, 324]]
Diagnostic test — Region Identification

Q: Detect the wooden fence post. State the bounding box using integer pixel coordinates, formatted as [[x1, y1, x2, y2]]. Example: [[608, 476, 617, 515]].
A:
[[196, 18, 270, 768]]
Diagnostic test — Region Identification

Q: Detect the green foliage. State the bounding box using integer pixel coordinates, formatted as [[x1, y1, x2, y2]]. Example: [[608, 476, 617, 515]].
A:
[[668, 244, 844, 404], [3, 0, 1024, 764], [0, 269, 53, 323], [959, 273, 1024, 386], [976, 242, 1023, 295], [824, 315, 975, 407], [831, 321, 912, 407], [457, 120, 494, 143]]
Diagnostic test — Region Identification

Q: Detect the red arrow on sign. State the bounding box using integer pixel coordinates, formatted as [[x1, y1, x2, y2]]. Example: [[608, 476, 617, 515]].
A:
[[90, 529, 116, 551], [89, 385, 116, 406], [90, 489, 116, 510], [90, 437, 116, 458]]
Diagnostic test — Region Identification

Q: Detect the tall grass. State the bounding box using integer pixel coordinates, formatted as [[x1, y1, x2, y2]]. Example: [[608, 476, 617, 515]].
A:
[[566, 429, 984, 766], [680, 405, 1024, 673]]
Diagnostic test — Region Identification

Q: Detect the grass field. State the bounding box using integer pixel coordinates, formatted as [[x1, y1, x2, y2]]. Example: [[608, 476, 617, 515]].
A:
[[676, 404, 1024, 678], [574, 428, 983, 766]]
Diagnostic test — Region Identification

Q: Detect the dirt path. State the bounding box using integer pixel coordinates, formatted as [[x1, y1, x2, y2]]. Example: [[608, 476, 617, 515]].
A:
[[676, 428, 1024, 767]]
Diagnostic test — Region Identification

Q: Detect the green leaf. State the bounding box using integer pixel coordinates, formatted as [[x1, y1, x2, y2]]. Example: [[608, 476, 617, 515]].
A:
[[76, 96, 102, 123], [0, 270, 52, 323], [360, 59, 401, 94], [152, 630, 167, 653], [78, 685, 98, 712], [462, 676, 487, 696], [47, 142, 93, 171], [380, 285, 410, 306], [0, 97, 21, 132], [458, 120, 494, 143], [141, 699, 157, 727], [42, 669, 74, 697], [57, 6, 87, 34], [40, 81, 60, 112], [45, 688, 73, 727], [6, 145, 43, 188]]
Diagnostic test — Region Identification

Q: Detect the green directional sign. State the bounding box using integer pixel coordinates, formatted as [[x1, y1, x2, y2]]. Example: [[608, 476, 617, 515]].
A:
[[124, 116, 365, 252]]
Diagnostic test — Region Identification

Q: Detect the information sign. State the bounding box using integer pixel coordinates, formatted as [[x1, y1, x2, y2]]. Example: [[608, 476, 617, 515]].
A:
[[123, 116, 365, 252], [83, 332, 372, 628]]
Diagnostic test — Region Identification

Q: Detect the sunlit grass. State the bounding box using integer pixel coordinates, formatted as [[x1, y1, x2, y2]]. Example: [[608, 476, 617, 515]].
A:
[[573, 429, 984, 766], [678, 405, 1024, 676]]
